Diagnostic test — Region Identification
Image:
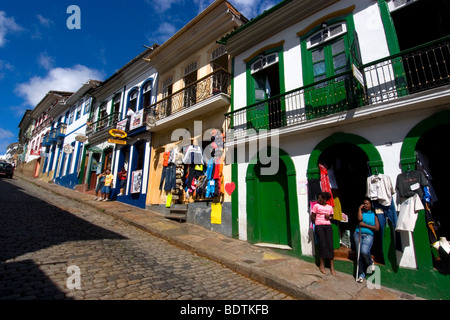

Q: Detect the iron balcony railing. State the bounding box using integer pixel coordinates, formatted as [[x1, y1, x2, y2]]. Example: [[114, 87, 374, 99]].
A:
[[143, 68, 231, 121], [225, 35, 450, 139], [86, 112, 120, 137]]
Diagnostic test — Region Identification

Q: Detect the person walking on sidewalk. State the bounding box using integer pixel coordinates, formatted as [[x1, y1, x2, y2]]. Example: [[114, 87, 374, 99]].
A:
[[354, 197, 380, 283], [94, 171, 106, 201], [311, 192, 336, 275], [101, 169, 114, 201]]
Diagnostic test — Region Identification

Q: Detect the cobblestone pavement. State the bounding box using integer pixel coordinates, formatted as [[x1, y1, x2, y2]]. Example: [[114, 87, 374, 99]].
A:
[[0, 177, 295, 301]]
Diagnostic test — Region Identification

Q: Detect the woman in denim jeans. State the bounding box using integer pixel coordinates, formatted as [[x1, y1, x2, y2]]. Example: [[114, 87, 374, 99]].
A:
[[354, 198, 380, 283]]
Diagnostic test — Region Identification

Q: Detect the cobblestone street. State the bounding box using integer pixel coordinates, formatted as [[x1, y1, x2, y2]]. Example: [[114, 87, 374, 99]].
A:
[[0, 177, 294, 301]]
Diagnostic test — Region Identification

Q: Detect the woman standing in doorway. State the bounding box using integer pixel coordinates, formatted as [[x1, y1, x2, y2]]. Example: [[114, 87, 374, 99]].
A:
[[354, 197, 380, 283], [311, 192, 336, 275]]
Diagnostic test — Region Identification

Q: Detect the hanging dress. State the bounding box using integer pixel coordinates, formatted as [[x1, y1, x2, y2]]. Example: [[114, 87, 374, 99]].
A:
[[319, 164, 335, 207]]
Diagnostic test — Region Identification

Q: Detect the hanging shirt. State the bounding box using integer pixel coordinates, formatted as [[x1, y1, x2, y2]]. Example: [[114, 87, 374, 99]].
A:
[[366, 174, 395, 206], [395, 170, 428, 199], [206, 158, 215, 180], [183, 145, 204, 165], [162, 151, 170, 167], [319, 164, 335, 207], [396, 193, 424, 232]]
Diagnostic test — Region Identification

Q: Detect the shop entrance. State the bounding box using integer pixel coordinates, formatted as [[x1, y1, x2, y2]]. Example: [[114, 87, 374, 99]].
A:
[[318, 143, 368, 230], [317, 142, 383, 262], [416, 123, 450, 240], [89, 153, 101, 190]]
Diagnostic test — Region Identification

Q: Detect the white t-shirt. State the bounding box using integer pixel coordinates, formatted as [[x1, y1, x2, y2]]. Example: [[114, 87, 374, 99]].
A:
[[396, 194, 424, 232]]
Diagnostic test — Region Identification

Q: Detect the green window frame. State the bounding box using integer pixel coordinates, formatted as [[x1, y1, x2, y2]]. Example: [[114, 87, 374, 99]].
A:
[[245, 45, 286, 131], [300, 13, 363, 119]]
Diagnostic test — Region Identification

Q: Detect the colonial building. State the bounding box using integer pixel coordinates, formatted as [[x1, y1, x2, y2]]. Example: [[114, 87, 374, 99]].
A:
[[220, 0, 450, 298], [79, 45, 158, 208], [20, 91, 73, 179], [143, 0, 247, 236], [17, 109, 32, 167], [46, 80, 102, 189]]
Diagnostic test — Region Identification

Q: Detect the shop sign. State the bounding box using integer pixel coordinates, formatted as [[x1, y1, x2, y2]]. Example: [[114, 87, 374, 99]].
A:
[[130, 109, 144, 131], [352, 64, 365, 87], [116, 119, 127, 132], [88, 147, 102, 153], [131, 169, 142, 193], [109, 129, 127, 139], [75, 135, 88, 142], [108, 138, 127, 145], [63, 144, 74, 154], [30, 149, 41, 156]]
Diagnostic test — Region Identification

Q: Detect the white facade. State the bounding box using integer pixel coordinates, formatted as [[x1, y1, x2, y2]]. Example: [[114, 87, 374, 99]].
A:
[[226, 0, 450, 270]]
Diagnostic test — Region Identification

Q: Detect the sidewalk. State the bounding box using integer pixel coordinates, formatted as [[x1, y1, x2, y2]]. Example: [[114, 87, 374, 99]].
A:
[[15, 172, 424, 300]]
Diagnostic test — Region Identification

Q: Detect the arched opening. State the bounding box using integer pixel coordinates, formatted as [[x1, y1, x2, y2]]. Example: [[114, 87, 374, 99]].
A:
[[416, 123, 450, 241], [307, 132, 385, 264], [246, 148, 301, 255]]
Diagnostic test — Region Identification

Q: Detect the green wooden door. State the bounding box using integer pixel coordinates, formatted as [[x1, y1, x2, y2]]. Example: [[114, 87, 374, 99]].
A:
[[255, 161, 290, 246], [305, 37, 350, 119], [250, 73, 270, 131]]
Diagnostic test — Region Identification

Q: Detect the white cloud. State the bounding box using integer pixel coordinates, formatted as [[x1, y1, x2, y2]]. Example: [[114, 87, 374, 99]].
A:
[[147, 0, 181, 13], [15, 65, 104, 107], [38, 52, 55, 70], [36, 14, 54, 27], [0, 11, 23, 47], [193, 0, 214, 13], [229, 0, 277, 19], [147, 22, 178, 45], [0, 60, 14, 80]]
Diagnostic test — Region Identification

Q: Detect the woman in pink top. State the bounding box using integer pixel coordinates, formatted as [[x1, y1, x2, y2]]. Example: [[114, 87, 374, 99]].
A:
[[311, 192, 335, 275]]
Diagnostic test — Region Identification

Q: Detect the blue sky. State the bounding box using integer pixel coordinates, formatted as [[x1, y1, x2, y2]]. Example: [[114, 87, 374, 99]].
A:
[[0, 0, 280, 155]]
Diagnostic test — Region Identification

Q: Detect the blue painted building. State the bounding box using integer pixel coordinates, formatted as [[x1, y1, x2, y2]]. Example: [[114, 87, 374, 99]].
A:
[[47, 80, 102, 189], [82, 45, 159, 208]]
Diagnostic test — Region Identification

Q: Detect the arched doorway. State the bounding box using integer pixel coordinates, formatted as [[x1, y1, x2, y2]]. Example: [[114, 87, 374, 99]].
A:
[[103, 147, 113, 171], [307, 132, 385, 262], [318, 143, 369, 233], [246, 148, 301, 255], [400, 110, 450, 271], [416, 124, 450, 240]]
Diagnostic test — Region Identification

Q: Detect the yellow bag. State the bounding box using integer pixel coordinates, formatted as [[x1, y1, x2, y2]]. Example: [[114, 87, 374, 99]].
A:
[[166, 194, 172, 207]]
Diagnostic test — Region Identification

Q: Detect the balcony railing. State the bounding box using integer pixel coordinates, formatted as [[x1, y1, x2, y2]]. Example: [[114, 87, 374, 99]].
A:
[[143, 68, 231, 121], [226, 35, 450, 139], [86, 112, 120, 137]]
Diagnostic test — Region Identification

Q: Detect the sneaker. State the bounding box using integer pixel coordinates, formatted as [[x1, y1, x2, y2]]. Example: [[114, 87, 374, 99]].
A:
[[357, 277, 365, 283], [104, 198, 110, 201], [94, 197, 98, 201], [117, 193, 123, 196], [368, 263, 376, 273]]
